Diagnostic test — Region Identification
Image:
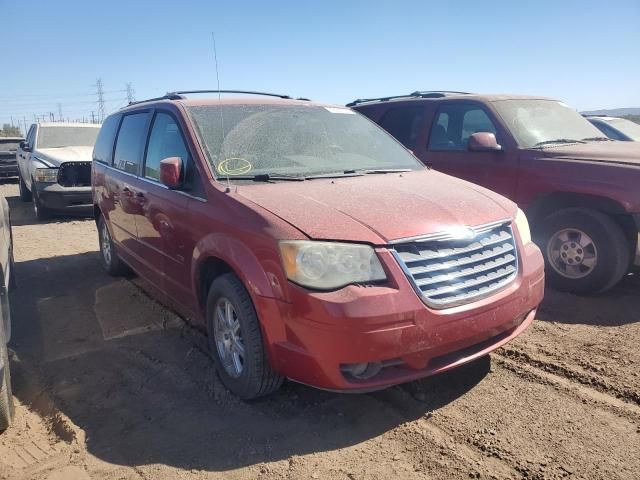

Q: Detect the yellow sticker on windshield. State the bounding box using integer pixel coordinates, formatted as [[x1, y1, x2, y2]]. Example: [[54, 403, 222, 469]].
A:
[[217, 158, 253, 176]]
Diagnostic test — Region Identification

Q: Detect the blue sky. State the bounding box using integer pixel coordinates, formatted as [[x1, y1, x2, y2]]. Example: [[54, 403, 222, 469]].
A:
[[0, 0, 638, 129]]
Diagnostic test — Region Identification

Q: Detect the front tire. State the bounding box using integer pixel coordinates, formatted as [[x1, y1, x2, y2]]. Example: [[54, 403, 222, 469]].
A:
[[206, 273, 283, 399], [0, 344, 14, 431], [32, 187, 49, 221], [18, 175, 32, 202], [536, 208, 630, 294], [98, 215, 128, 276]]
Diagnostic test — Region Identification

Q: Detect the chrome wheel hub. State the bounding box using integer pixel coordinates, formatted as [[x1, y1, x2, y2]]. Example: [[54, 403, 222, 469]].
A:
[[547, 228, 597, 279], [213, 298, 245, 378], [101, 223, 112, 265]]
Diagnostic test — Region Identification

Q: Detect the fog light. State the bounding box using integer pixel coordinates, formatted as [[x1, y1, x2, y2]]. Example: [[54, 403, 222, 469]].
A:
[[342, 362, 383, 380]]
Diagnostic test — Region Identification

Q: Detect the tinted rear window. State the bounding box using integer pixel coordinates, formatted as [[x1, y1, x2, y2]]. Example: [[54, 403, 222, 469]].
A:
[[93, 115, 121, 165], [113, 113, 149, 175], [378, 106, 425, 148]]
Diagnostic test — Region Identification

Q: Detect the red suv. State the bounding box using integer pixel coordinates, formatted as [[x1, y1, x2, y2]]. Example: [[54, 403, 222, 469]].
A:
[[92, 90, 544, 399], [351, 92, 640, 294]]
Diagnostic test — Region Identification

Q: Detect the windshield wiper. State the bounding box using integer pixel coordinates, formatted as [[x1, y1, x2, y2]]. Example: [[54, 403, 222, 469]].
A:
[[348, 168, 413, 174], [581, 136, 613, 142], [217, 174, 305, 182], [533, 139, 587, 147]]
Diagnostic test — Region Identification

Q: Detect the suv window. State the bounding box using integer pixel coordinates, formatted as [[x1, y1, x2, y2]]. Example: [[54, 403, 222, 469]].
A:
[[26, 126, 35, 148], [113, 113, 149, 175], [145, 113, 189, 181], [428, 104, 497, 151], [378, 106, 424, 148], [93, 115, 120, 165]]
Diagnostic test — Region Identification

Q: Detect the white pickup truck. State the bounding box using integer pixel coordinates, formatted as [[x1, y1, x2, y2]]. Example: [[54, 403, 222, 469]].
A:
[[17, 123, 100, 220]]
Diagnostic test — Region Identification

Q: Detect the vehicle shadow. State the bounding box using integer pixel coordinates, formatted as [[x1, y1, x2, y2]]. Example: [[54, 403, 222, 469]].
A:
[[538, 272, 640, 326], [4, 190, 92, 227], [8, 250, 491, 472]]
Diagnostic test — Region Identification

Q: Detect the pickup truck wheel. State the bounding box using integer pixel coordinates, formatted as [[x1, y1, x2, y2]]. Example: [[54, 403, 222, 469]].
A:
[[18, 175, 32, 202], [537, 208, 630, 294], [98, 215, 128, 276], [206, 273, 283, 399], [32, 188, 49, 221], [0, 343, 14, 431]]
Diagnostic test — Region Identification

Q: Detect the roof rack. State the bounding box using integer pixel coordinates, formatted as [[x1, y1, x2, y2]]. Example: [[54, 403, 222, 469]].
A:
[[127, 90, 296, 107], [346, 90, 471, 107]]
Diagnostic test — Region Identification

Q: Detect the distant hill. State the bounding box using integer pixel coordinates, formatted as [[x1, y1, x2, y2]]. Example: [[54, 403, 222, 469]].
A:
[[581, 107, 640, 116]]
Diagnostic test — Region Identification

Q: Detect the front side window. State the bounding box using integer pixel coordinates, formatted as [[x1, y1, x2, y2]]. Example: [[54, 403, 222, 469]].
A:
[[37, 126, 100, 149], [493, 99, 603, 148], [378, 106, 425, 148], [145, 113, 189, 181], [113, 113, 148, 175], [428, 104, 497, 151], [186, 104, 422, 180]]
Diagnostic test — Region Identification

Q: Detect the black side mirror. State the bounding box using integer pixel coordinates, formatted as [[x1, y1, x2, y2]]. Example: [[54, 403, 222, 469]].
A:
[[20, 141, 31, 152]]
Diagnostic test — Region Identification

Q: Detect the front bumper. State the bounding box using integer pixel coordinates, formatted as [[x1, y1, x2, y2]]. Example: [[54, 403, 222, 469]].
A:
[[257, 242, 545, 391], [34, 183, 92, 213]]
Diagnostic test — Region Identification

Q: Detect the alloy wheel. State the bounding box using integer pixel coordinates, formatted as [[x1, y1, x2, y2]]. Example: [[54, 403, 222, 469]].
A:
[[213, 297, 245, 378], [547, 228, 598, 279]]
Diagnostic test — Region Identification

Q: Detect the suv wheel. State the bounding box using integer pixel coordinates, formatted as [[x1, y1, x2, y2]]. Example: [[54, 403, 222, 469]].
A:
[[537, 208, 630, 294], [206, 273, 283, 399], [98, 215, 128, 276], [0, 343, 14, 431], [18, 175, 32, 202], [32, 187, 49, 221]]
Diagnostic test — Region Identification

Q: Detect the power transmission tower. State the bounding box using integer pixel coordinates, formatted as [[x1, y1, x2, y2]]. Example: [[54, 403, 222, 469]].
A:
[[95, 78, 105, 122], [125, 82, 136, 103]]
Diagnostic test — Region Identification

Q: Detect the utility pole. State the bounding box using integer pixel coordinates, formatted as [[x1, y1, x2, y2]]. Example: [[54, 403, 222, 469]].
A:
[[23, 117, 27, 135], [57, 103, 63, 122], [95, 78, 105, 122], [125, 82, 136, 103], [91, 111, 96, 124]]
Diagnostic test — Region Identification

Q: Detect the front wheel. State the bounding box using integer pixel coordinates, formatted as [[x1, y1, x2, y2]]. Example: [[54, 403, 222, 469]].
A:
[[206, 273, 283, 399], [32, 188, 49, 221], [0, 344, 14, 431], [536, 208, 630, 294], [18, 175, 32, 202]]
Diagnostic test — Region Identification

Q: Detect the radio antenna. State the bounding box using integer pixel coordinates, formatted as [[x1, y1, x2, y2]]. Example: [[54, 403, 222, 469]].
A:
[[211, 32, 232, 193]]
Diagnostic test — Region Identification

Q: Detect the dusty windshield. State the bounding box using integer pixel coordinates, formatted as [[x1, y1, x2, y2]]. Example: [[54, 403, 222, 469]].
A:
[[186, 104, 423, 178], [606, 118, 640, 141], [493, 99, 604, 148], [37, 126, 100, 149]]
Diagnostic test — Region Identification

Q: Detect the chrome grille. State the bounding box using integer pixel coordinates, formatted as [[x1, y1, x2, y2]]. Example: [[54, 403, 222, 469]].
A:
[[392, 222, 518, 308]]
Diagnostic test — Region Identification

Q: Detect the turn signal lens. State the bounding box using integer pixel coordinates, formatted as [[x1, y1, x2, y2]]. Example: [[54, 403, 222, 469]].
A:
[[34, 168, 58, 183]]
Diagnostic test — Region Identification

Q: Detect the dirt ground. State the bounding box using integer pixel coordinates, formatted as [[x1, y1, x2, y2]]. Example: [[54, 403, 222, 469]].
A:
[[0, 180, 638, 480]]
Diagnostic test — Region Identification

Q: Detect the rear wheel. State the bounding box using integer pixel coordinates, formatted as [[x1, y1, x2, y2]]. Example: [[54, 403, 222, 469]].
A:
[[18, 175, 32, 202], [98, 215, 128, 276], [536, 208, 630, 294], [0, 343, 14, 431], [206, 273, 283, 399]]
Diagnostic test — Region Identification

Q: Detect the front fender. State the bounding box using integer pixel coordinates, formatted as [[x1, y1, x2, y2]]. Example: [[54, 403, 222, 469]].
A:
[[191, 233, 286, 302]]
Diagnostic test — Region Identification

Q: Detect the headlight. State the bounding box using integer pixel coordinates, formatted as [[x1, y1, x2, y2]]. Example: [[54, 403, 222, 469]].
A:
[[514, 208, 532, 244], [279, 241, 387, 290], [34, 168, 58, 183]]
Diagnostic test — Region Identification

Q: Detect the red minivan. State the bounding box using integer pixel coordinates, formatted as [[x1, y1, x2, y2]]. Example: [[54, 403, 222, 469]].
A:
[[92, 91, 544, 399]]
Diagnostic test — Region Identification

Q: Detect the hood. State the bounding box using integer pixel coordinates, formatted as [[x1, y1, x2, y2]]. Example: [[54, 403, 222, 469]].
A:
[[235, 170, 516, 244], [539, 141, 640, 166], [34, 146, 93, 167]]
